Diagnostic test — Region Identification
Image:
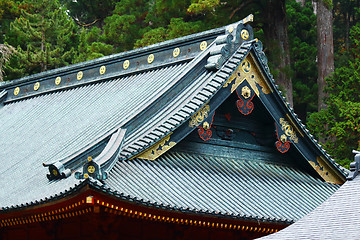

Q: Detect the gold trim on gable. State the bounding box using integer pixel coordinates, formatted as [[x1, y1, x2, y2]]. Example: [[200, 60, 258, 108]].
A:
[[137, 133, 176, 161], [189, 104, 210, 128], [309, 157, 345, 184], [223, 54, 271, 96]]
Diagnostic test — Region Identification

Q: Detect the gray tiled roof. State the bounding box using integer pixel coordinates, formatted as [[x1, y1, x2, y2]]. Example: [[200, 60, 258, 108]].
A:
[[0, 18, 346, 226], [259, 176, 358, 239], [107, 150, 339, 223], [0, 62, 188, 207]]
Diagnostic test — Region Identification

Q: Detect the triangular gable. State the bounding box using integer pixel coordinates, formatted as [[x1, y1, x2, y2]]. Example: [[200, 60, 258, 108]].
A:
[[133, 42, 346, 185]]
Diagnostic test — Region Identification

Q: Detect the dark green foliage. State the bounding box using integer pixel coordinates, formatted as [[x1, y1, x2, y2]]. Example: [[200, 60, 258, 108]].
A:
[[74, 27, 114, 63], [102, 0, 148, 52], [286, 0, 318, 121], [333, 0, 360, 67], [60, 0, 117, 27], [308, 23, 360, 168], [134, 18, 204, 48], [5, 0, 78, 79], [0, 0, 24, 43]]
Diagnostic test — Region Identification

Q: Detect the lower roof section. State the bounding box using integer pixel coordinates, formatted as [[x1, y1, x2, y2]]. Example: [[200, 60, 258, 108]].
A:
[[258, 175, 358, 239], [106, 150, 339, 224]]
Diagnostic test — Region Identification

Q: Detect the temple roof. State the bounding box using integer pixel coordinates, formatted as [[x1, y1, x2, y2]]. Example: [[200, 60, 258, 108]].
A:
[[0, 15, 347, 225], [258, 152, 360, 239], [107, 148, 339, 224]]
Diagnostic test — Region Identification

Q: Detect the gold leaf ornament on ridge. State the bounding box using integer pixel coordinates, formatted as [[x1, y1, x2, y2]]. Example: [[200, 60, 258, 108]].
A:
[[173, 48, 180, 57], [77, 71, 83, 80], [99, 66, 106, 75], [200, 41, 207, 51], [123, 60, 130, 69], [137, 134, 176, 161], [55, 77, 61, 85], [189, 104, 210, 128], [241, 29, 250, 40], [14, 87, 20, 96]]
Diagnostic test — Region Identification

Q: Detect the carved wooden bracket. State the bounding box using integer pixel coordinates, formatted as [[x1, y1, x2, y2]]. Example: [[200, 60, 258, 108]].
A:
[[235, 84, 255, 115], [197, 111, 215, 141], [275, 122, 291, 153]]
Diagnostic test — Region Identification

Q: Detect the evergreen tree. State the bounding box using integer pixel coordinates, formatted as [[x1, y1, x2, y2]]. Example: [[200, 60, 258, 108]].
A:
[[74, 27, 114, 63], [134, 18, 204, 48], [308, 22, 360, 168], [60, 0, 117, 27], [286, 0, 318, 121], [0, 0, 23, 43], [316, 0, 335, 111], [103, 0, 148, 52], [5, 0, 78, 79]]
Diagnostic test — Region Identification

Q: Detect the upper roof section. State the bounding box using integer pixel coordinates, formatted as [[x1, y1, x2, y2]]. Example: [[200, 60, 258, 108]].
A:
[[0, 15, 254, 104], [0, 14, 347, 199]]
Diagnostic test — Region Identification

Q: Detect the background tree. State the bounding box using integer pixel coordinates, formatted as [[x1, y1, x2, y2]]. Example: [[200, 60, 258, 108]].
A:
[[308, 22, 360, 168], [0, 44, 15, 81], [316, 0, 335, 111], [5, 0, 78, 79], [287, 0, 318, 121], [60, 0, 117, 27]]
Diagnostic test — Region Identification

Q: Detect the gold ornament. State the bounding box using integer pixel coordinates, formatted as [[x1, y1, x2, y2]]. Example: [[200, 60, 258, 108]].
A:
[[14, 87, 20, 96], [123, 60, 130, 69], [77, 71, 83, 80], [55, 77, 61, 85], [99, 66, 106, 75], [34, 82, 40, 91], [173, 48, 180, 58], [241, 29, 249, 40], [147, 54, 154, 64]]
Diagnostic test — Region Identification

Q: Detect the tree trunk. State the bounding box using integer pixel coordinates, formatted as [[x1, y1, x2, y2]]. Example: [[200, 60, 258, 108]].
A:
[[296, 0, 305, 7], [317, 0, 334, 111], [263, 0, 293, 106]]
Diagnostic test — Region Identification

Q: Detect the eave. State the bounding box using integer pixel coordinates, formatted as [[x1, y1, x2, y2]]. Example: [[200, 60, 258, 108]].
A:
[[0, 179, 289, 234]]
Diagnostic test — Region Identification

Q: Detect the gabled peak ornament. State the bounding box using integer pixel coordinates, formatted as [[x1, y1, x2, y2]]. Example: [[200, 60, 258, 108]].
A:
[[205, 14, 254, 70]]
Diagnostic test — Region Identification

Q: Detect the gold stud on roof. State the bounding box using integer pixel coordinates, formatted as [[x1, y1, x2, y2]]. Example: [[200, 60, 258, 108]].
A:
[[14, 87, 20, 96], [34, 82, 40, 91], [173, 48, 180, 58], [123, 60, 130, 69], [55, 77, 61, 85], [77, 71, 83, 80], [147, 54, 154, 64], [241, 29, 249, 40], [200, 41, 207, 51], [99, 66, 106, 75]]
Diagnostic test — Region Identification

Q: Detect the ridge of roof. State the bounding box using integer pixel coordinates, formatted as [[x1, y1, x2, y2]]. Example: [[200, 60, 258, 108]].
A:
[[0, 16, 254, 104]]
